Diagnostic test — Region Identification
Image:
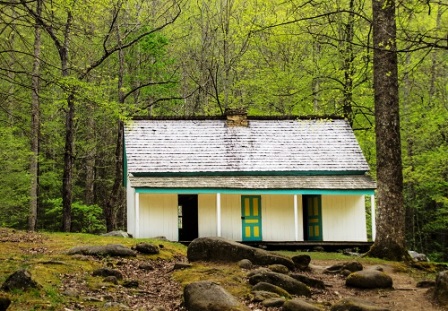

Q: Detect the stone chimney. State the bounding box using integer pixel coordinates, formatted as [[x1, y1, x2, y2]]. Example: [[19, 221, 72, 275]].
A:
[[225, 108, 248, 127]]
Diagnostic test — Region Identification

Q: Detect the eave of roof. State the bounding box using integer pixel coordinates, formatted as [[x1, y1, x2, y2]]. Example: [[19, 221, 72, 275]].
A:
[[129, 174, 376, 191]]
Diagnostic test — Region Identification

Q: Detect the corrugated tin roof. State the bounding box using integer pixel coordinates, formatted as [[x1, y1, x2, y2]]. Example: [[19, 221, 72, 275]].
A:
[[129, 175, 376, 190], [124, 118, 370, 174]]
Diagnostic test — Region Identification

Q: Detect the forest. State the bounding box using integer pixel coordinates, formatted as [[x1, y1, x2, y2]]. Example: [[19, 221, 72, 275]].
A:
[[0, 1, 447, 260]]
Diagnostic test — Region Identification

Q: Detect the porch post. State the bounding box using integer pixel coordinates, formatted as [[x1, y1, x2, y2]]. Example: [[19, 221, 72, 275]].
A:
[[370, 194, 376, 241], [135, 192, 140, 238], [216, 193, 222, 237], [294, 194, 299, 241]]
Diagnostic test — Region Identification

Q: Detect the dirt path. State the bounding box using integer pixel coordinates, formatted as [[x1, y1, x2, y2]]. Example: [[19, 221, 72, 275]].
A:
[[300, 261, 445, 311]]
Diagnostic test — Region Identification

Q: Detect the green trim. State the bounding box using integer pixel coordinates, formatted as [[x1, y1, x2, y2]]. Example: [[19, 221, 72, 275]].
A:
[[134, 188, 375, 195], [130, 170, 368, 177]]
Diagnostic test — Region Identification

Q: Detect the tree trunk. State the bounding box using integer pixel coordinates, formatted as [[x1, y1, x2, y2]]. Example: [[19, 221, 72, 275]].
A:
[[367, 0, 409, 261], [61, 11, 74, 232], [29, 0, 42, 231], [105, 121, 124, 232], [104, 26, 125, 232], [84, 102, 96, 205], [342, 0, 355, 126]]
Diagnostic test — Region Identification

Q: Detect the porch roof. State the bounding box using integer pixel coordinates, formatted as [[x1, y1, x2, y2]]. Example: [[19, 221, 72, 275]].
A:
[[129, 174, 376, 192]]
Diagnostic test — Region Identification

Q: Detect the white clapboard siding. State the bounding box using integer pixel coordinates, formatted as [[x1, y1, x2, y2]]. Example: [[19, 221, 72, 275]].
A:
[[261, 195, 297, 241], [220, 194, 242, 240], [198, 194, 242, 240], [139, 194, 178, 240], [198, 194, 217, 237], [322, 195, 367, 241]]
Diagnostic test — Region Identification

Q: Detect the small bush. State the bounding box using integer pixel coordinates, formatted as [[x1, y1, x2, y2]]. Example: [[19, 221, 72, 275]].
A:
[[42, 198, 106, 233]]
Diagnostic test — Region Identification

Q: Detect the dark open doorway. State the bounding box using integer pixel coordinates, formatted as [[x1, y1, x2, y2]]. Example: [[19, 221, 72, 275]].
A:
[[303, 195, 323, 241], [178, 194, 199, 241]]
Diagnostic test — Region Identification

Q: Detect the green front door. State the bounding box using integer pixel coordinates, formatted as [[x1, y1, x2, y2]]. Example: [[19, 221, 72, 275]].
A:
[[303, 195, 322, 241], [241, 195, 262, 241]]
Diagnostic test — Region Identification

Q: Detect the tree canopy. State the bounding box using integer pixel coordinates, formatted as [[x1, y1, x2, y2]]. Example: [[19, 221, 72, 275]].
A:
[[0, 0, 447, 260]]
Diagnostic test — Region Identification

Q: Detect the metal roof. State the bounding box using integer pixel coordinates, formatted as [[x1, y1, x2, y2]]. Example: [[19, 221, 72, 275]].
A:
[[124, 118, 371, 174]]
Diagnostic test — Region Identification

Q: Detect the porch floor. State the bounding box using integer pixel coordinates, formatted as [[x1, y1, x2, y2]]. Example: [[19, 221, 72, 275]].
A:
[[179, 240, 373, 253]]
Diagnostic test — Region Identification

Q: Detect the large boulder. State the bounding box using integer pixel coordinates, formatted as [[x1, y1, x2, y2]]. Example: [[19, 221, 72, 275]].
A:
[[330, 298, 390, 311], [183, 281, 249, 311], [187, 237, 294, 270], [346, 270, 393, 289], [249, 270, 311, 297], [434, 270, 448, 306], [1, 270, 39, 292], [67, 244, 136, 257]]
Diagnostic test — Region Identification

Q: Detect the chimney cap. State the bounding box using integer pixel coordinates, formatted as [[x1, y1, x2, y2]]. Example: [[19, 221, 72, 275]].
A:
[[224, 108, 247, 117]]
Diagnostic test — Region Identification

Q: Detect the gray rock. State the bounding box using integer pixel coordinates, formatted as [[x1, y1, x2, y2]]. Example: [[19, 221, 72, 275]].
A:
[[1, 270, 39, 291], [247, 267, 271, 277], [252, 282, 292, 299], [132, 242, 160, 254], [408, 250, 429, 262], [92, 268, 123, 280], [102, 276, 118, 285], [324, 261, 363, 274], [67, 244, 136, 257], [368, 265, 384, 272], [183, 281, 249, 311], [290, 273, 326, 289], [292, 254, 311, 270], [346, 270, 393, 289], [123, 280, 139, 288], [330, 298, 390, 311], [249, 271, 311, 297], [282, 298, 321, 311], [138, 262, 154, 270], [187, 237, 295, 270], [416, 280, 435, 288], [0, 296, 11, 311], [251, 290, 280, 301], [268, 264, 289, 274], [238, 259, 253, 269], [262, 297, 286, 307], [434, 270, 448, 306], [102, 230, 131, 238], [173, 262, 192, 270]]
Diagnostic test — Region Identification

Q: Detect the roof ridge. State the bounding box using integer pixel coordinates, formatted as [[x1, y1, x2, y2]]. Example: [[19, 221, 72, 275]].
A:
[[131, 115, 345, 121]]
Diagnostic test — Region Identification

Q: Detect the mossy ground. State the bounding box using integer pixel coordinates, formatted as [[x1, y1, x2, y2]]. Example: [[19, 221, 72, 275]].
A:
[[0, 228, 186, 310], [0, 228, 445, 310]]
